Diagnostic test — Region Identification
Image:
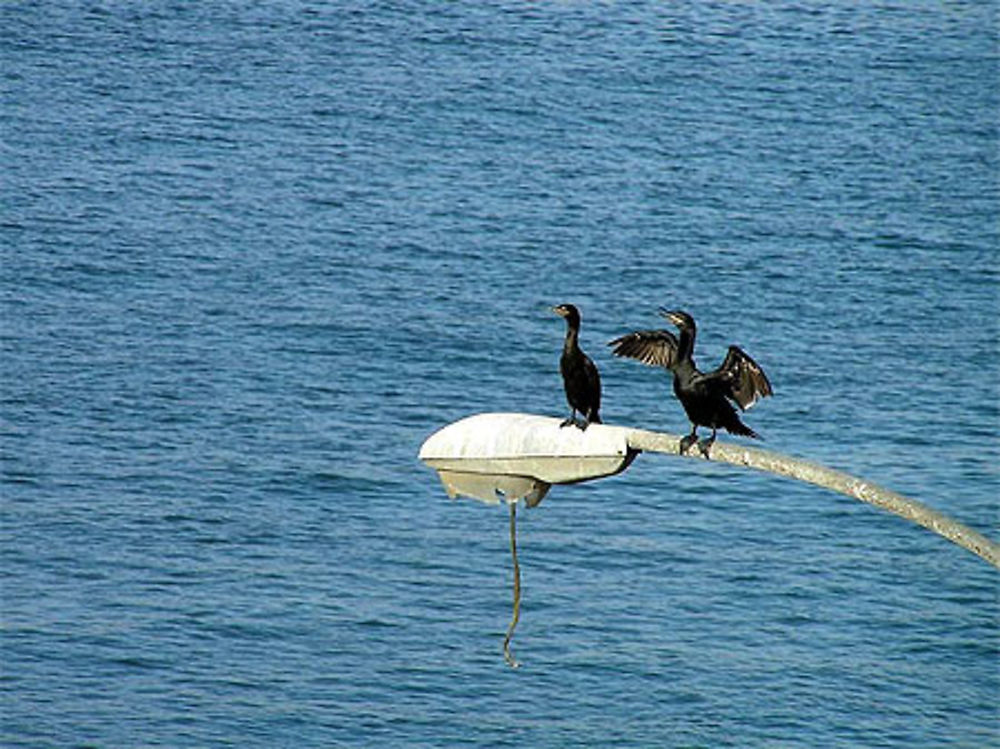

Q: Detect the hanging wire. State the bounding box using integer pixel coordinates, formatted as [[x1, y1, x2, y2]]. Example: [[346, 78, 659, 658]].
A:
[[502, 500, 522, 669]]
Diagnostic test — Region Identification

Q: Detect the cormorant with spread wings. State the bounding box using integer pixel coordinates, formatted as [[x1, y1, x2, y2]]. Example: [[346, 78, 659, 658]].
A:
[[609, 309, 772, 457]]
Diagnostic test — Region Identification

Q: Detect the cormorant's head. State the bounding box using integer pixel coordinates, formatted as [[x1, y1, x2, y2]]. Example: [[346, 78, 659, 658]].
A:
[[552, 303, 581, 328], [659, 308, 696, 332]]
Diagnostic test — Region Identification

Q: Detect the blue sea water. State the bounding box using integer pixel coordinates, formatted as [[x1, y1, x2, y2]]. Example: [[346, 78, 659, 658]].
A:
[[2, 1, 998, 746]]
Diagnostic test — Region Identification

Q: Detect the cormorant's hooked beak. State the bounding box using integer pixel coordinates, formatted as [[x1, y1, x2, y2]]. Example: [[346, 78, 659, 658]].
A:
[[658, 308, 685, 327], [551, 305, 567, 317]]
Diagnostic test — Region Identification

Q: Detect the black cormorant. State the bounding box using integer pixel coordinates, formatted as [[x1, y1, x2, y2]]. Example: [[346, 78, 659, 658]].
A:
[[552, 303, 602, 430], [609, 309, 772, 457]]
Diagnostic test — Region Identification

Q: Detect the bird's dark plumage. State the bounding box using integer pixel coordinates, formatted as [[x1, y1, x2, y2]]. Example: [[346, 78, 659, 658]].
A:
[[609, 309, 772, 457], [552, 303, 602, 430]]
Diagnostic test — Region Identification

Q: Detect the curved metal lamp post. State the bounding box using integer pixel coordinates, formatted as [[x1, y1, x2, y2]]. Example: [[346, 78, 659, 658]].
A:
[[419, 412, 999, 666]]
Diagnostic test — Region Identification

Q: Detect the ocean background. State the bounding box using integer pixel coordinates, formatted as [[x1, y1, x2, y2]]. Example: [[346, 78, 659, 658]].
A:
[[2, 2, 998, 746]]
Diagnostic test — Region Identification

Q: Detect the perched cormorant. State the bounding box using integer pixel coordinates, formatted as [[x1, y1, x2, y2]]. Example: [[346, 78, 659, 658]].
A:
[[609, 309, 772, 457], [552, 303, 602, 430]]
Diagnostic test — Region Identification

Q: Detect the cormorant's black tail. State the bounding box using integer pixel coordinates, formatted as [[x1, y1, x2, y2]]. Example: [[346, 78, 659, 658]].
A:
[[726, 418, 760, 440]]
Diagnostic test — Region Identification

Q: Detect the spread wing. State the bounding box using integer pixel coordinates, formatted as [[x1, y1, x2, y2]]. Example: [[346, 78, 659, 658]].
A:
[[607, 329, 680, 369], [712, 345, 773, 410]]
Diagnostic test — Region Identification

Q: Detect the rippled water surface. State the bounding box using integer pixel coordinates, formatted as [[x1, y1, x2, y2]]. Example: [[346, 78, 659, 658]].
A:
[[3, 2, 998, 747]]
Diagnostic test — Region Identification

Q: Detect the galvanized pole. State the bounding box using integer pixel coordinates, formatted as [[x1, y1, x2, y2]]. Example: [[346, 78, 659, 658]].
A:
[[626, 428, 1000, 569]]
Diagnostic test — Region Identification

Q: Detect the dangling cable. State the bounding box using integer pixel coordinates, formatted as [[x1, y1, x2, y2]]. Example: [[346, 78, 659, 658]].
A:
[[502, 499, 522, 669]]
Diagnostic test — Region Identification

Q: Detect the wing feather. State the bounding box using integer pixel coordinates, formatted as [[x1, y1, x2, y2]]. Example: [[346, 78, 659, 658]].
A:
[[607, 330, 680, 369], [715, 345, 773, 410]]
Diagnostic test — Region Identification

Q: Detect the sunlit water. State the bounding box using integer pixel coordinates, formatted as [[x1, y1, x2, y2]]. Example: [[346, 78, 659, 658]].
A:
[[2, 2, 997, 746]]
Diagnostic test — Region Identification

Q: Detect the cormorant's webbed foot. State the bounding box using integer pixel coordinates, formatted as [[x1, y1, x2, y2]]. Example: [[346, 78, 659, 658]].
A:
[[696, 430, 717, 460], [560, 412, 582, 429], [679, 431, 698, 455]]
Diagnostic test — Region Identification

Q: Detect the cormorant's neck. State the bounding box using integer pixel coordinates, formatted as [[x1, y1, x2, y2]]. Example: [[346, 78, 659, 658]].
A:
[[677, 326, 695, 362], [563, 323, 580, 351]]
